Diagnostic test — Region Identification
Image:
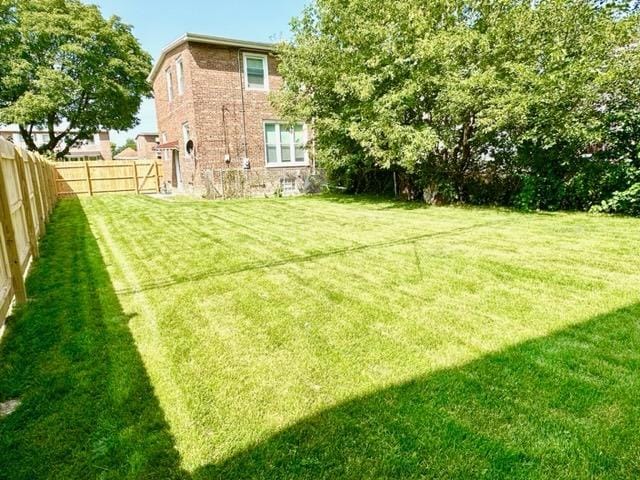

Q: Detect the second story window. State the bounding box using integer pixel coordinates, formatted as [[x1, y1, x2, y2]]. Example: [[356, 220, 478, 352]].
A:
[[176, 58, 185, 96], [166, 67, 174, 102], [243, 53, 268, 91]]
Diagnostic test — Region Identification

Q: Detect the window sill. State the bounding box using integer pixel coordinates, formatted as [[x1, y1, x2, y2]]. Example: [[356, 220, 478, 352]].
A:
[[265, 162, 309, 168]]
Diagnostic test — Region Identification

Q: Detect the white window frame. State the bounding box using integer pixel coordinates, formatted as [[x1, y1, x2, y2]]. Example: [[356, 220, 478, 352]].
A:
[[263, 122, 308, 167], [182, 122, 190, 156], [243, 52, 269, 91], [161, 132, 168, 162], [176, 57, 185, 96], [166, 67, 174, 102]]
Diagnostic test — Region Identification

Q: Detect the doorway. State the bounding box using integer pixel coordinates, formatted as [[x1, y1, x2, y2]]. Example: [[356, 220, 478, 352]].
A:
[[172, 150, 183, 191]]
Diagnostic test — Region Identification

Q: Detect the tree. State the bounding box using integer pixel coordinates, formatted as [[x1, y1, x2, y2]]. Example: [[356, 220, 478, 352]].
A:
[[275, 0, 640, 209], [0, 0, 152, 159]]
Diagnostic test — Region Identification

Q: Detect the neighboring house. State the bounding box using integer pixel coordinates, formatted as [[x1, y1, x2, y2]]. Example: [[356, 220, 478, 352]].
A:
[[136, 133, 161, 161], [113, 147, 139, 161], [149, 33, 313, 196], [0, 126, 112, 161]]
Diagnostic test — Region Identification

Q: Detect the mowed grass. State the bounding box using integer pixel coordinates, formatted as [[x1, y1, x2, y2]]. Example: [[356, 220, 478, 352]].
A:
[[1, 194, 640, 479]]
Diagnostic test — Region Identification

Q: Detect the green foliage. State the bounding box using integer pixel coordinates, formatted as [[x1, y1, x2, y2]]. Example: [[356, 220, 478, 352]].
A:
[[593, 182, 640, 215], [275, 0, 640, 213], [0, 0, 152, 158]]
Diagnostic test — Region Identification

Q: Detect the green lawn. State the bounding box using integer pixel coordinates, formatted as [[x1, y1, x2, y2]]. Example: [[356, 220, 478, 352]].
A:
[[1, 194, 640, 479]]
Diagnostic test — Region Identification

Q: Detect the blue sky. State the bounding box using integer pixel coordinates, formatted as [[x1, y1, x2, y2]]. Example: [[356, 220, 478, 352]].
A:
[[91, 0, 309, 146]]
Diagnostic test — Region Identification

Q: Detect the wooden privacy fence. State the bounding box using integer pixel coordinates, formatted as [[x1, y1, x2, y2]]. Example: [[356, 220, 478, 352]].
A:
[[55, 160, 163, 196], [0, 137, 57, 329]]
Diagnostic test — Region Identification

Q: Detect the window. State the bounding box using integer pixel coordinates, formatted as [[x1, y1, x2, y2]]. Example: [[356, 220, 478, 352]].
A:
[[264, 122, 307, 166], [243, 53, 268, 91], [176, 58, 185, 95], [166, 68, 173, 102], [182, 122, 190, 155], [161, 132, 168, 161]]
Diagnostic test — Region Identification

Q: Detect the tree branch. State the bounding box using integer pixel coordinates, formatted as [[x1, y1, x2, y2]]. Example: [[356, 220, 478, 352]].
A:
[[56, 132, 84, 159], [18, 124, 38, 151]]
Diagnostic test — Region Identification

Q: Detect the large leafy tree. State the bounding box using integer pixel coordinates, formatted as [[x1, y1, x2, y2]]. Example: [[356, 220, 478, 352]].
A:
[[275, 0, 640, 206], [0, 0, 152, 158]]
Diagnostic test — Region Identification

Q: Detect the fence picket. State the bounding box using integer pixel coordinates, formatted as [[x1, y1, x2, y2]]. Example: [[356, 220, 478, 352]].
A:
[[0, 137, 57, 329], [13, 149, 39, 259], [55, 160, 164, 196]]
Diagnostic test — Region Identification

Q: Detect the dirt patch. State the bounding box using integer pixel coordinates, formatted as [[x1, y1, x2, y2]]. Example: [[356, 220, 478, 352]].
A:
[[0, 399, 21, 417]]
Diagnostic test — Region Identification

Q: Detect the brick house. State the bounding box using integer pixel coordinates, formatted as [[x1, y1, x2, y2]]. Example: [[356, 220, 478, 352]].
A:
[[135, 133, 161, 161], [149, 33, 314, 196]]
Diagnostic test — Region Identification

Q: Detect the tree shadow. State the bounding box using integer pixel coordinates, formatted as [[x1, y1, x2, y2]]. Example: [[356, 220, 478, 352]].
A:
[[0, 199, 187, 479], [194, 303, 640, 479]]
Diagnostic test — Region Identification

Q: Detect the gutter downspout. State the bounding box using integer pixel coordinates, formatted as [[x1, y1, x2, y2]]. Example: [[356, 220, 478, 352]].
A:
[[237, 50, 249, 165]]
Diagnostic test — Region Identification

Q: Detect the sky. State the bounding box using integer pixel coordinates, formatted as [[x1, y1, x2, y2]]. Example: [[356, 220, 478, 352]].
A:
[[91, 0, 309, 146]]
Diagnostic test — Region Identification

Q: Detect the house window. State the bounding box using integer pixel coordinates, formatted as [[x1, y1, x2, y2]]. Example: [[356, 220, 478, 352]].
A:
[[166, 67, 174, 102], [161, 132, 168, 161], [243, 53, 269, 91], [264, 122, 307, 166], [176, 58, 185, 95], [182, 122, 190, 155]]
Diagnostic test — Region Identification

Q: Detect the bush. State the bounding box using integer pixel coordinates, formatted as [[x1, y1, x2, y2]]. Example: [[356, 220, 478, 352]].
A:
[[592, 182, 640, 216]]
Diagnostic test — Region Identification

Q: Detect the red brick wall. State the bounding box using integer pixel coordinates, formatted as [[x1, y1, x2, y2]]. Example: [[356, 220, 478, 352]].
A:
[[189, 44, 283, 171], [153, 43, 198, 191], [153, 41, 310, 195], [136, 135, 159, 161]]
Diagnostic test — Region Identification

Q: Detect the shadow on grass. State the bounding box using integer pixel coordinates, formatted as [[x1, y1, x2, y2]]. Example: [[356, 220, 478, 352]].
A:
[[193, 303, 640, 480], [0, 200, 186, 479], [314, 193, 575, 215], [1, 198, 639, 479]]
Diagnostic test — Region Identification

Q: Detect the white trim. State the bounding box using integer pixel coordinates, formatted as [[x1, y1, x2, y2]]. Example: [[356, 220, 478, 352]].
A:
[[148, 33, 275, 82], [263, 121, 309, 168], [182, 122, 190, 156], [165, 67, 174, 102], [243, 53, 269, 92], [176, 56, 185, 96]]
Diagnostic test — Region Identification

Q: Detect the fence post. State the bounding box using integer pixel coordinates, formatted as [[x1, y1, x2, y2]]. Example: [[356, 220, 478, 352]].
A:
[[27, 153, 46, 237], [0, 155, 27, 304], [14, 149, 39, 259], [132, 161, 139, 194], [155, 161, 161, 193], [51, 163, 57, 204], [40, 161, 52, 216], [84, 161, 93, 196], [45, 161, 53, 213]]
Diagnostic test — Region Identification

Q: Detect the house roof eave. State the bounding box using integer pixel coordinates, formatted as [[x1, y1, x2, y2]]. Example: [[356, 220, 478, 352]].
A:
[[147, 33, 277, 83]]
